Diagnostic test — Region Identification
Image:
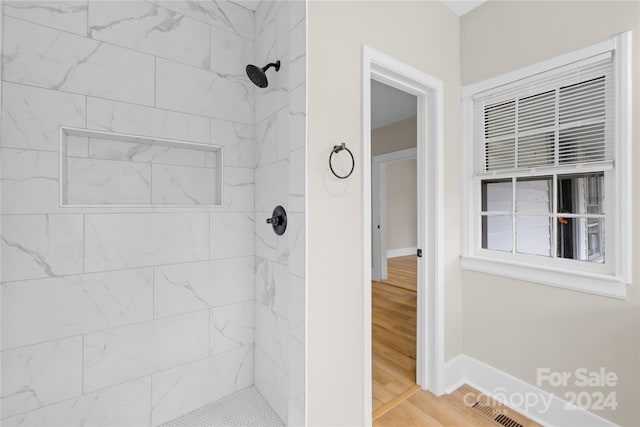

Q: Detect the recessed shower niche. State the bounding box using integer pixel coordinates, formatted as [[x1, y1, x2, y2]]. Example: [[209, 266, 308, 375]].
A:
[[59, 127, 223, 207]]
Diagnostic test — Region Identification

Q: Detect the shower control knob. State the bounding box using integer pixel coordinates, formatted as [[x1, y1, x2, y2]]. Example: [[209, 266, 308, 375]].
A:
[[266, 205, 287, 236], [266, 216, 280, 225]]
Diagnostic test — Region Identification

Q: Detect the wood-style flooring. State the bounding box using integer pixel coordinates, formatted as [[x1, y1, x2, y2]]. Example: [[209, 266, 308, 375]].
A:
[[382, 255, 417, 292], [372, 256, 418, 414], [375, 384, 541, 427], [372, 256, 539, 426]]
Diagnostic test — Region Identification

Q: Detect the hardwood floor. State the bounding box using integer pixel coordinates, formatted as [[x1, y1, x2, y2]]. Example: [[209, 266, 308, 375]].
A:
[[372, 256, 539, 426], [375, 384, 541, 427], [382, 255, 417, 292], [372, 279, 417, 413], [372, 256, 418, 413]]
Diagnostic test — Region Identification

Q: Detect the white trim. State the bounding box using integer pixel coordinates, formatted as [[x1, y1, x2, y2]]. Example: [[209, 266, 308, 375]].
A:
[[372, 147, 417, 280], [363, 45, 446, 425], [460, 32, 632, 298], [461, 37, 616, 98], [374, 147, 417, 163], [387, 247, 417, 258], [461, 256, 626, 299], [443, 355, 618, 427], [362, 48, 374, 426], [615, 32, 632, 284]]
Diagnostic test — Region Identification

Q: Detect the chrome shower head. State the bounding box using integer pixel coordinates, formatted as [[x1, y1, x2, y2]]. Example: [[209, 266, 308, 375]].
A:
[[246, 60, 280, 88]]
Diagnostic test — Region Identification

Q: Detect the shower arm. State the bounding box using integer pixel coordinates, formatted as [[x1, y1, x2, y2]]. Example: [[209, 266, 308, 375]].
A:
[[262, 61, 281, 72]]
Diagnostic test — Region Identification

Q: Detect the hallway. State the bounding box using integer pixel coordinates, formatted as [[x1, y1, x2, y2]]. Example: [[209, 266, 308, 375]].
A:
[[372, 256, 418, 414]]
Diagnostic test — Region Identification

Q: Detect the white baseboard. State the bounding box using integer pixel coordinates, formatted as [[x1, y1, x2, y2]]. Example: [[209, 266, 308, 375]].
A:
[[386, 247, 416, 258], [443, 355, 618, 427]]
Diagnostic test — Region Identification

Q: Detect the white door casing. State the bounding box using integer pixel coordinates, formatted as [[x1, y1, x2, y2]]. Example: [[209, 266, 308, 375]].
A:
[[363, 46, 445, 425]]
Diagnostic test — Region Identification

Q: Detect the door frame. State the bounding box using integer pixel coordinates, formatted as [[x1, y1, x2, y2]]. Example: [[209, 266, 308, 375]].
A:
[[362, 46, 445, 424], [372, 147, 417, 282]]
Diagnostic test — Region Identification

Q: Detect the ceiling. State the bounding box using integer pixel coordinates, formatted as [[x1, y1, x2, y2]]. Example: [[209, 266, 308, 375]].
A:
[[440, 0, 487, 16], [233, 1, 487, 15], [371, 80, 417, 130]]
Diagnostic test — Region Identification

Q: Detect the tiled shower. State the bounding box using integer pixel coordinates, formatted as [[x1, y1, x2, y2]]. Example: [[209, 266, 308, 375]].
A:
[[0, 1, 306, 425]]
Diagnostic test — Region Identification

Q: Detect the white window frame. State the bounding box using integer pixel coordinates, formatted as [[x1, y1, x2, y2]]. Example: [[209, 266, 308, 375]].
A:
[[461, 33, 632, 299]]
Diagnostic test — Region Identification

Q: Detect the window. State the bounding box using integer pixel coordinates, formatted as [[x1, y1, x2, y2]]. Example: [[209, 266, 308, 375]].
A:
[[462, 34, 632, 299]]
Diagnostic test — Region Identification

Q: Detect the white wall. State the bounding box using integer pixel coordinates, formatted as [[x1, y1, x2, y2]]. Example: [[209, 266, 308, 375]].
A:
[[461, 2, 640, 425], [385, 159, 417, 253], [372, 117, 418, 254], [372, 116, 417, 156], [307, 1, 461, 424], [0, 1, 260, 425], [252, 1, 306, 424]]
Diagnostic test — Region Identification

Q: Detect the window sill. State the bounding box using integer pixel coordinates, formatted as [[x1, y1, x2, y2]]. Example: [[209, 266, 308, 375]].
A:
[[460, 255, 627, 299]]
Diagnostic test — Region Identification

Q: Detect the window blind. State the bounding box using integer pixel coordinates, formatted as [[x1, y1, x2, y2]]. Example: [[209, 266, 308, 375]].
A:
[[474, 53, 614, 175]]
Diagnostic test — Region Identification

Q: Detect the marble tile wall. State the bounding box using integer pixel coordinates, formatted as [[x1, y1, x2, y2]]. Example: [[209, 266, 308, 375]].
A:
[[253, 1, 306, 425], [1, 1, 258, 426], [61, 133, 222, 207]]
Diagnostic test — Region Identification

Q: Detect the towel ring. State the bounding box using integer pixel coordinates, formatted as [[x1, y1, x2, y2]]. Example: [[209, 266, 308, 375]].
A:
[[329, 143, 355, 179]]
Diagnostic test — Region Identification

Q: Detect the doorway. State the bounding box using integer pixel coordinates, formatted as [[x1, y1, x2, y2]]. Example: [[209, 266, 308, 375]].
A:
[[362, 46, 445, 425], [370, 74, 419, 421]]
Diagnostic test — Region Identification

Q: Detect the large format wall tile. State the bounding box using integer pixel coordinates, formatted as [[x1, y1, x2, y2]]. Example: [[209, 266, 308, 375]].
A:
[[288, 335, 305, 412], [255, 347, 288, 423], [89, 1, 210, 70], [87, 97, 210, 145], [84, 213, 209, 272], [2, 17, 154, 106], [83, 310, 209, 392], [1, 214, 84, 283], [289, 20, 306, 91], [255, 114, 277, 167], [151, 346, 253, 426], [1, 268, 153, 350], [276, 107, 290, 161], [255, 210, 277, 260], [255, 303, 289, 371], [66, 157, 152, 205], [3, 1, 88, 36], [255, 257, 289, 318], [288, 212, 306, 278], [290, 0, 305, 28], [87, 138, 206, 167], [254, 0, 281, 41], [210, 212, 254, 259], [288, 401, 305, 427], [1, 83, 86, 152], [154, 257, 254, 318], [162, 0, 253, 40], [156, 58, 253, 124], [211, 301, 254, 355], [223, 167, 254, 212], [289, 83, 306, 152], [276, 3, 291, 58], [2, 378, 151, 427], [210, 119, 254, 168], [1, 149, 59, 215], [289, 147, 305, 213], [1, 337, 82, 418], [210, 26, 252, 76], [289, 273, 305, 344], [151, 163, 217, 205], [255, 159, 288, 213]]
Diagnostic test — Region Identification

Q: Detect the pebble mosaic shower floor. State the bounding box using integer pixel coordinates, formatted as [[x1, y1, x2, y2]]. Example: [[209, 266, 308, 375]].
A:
[[160, 386, 284, 427]]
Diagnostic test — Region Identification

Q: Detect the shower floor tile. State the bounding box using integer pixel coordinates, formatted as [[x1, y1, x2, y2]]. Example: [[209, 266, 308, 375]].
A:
[[160, 386, 284, 427]]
